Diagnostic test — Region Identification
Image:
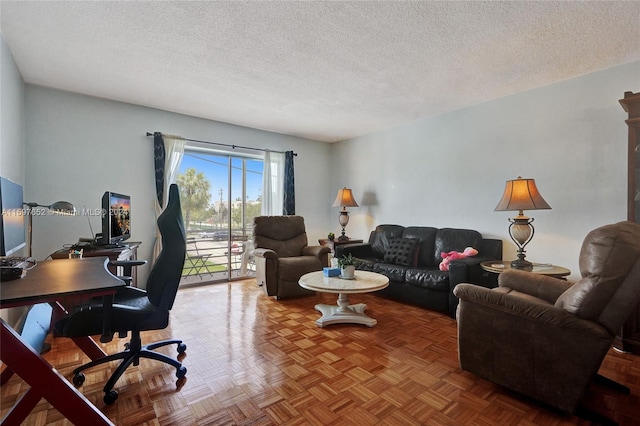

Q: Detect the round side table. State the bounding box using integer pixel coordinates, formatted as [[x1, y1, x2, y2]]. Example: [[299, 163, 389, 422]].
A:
[[481, 261, 570, 279]]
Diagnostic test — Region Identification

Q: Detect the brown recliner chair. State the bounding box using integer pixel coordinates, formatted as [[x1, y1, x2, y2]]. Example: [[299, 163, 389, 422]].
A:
[[454, 221, 640, 422], [253, 216, 330, 299]]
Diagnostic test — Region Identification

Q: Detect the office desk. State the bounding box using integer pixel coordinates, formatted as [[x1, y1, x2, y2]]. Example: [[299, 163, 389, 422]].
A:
[[1, 257, 124, 425]]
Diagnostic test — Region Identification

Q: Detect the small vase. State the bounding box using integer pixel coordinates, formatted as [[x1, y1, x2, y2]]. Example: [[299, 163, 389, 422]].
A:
[[341, 265, 355, 279]]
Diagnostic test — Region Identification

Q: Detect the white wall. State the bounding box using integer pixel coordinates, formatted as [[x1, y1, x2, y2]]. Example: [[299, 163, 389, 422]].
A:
[[331, 61, 640, 280], [0, 34, 27, 324], [0, 35, 25, 183], [24, 86, 333, 284], [10, 39, 640, 285]]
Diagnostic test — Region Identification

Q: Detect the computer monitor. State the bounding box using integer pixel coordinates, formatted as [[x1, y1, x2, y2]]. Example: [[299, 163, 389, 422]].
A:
[[101, 191, 131, 246], [0, 177, 27, 256]]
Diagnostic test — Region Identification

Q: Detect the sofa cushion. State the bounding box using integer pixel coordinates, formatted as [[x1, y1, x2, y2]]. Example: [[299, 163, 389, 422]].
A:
[[434, 228, 483, 264], [354, 257, 377, 272], [373, 263, 410, 283], [383, 237, 419, 266], [405, 268, 450, 292], [369, 225, 406, 258], [403, 227, 438, 267]]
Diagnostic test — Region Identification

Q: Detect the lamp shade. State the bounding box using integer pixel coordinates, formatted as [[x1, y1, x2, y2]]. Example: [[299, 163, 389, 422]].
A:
[[494, 177, 551, 212], [332, 187, 359, 208], [48, 201, 77, 215]]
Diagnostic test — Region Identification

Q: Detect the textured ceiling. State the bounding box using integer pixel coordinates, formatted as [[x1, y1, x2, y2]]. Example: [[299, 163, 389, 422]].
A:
[[1, 1, 639, 143]]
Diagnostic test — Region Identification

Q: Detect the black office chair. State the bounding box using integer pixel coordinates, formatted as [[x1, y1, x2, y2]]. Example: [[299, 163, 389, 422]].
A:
[[55, 184, 187, 404]]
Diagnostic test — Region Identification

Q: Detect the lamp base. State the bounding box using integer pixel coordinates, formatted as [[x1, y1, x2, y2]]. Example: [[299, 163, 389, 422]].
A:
[[337, 210, 350, 242], [510, 258, 533, 270]]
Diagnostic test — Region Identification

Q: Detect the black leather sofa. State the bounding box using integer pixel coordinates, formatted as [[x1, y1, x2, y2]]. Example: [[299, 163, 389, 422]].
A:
[[336, 225, 502, 318]]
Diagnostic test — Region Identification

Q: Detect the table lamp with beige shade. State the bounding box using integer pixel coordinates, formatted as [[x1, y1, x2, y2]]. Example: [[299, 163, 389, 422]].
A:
[[494, 177, 551, 269]]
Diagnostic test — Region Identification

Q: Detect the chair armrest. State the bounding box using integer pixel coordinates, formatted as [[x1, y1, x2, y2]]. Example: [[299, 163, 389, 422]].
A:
[[454, 283, 609, 338], [498, 269, 574, 304], [109, 260, 147, 268], [117, 276, 134, 285], [302, 245, 331, 258], [253, 248, 278, 259], [108, 260, 147, 286]]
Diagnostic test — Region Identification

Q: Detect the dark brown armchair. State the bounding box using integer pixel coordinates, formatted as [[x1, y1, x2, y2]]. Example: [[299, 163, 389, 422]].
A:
[[454, 221, 640, 421], [253, 215, 330, 299]]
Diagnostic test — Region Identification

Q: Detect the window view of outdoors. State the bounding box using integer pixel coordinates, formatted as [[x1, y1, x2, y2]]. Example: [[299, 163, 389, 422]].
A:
[[176, 151, 263, 284]]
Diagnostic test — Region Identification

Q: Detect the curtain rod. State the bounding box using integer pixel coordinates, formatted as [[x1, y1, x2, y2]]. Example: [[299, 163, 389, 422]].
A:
[[146, 132, 296, 156]]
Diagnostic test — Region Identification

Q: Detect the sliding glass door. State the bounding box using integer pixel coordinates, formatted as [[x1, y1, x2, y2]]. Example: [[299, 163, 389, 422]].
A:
[[177, 149, 262, 285]]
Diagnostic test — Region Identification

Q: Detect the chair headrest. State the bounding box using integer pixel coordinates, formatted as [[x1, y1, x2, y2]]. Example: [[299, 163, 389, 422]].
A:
[[555, 221, 640, 326]]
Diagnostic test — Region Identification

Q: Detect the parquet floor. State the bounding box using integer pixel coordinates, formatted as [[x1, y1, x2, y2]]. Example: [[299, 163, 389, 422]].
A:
[[2, 279, 640, 425]]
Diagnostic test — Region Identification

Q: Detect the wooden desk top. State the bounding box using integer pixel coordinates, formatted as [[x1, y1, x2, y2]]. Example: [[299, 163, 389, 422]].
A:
[[1, 257, 125, 308], [480, 261, 571, 278]]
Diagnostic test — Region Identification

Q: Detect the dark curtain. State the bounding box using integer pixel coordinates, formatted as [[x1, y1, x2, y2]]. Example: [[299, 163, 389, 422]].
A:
[[283, 151, 295, 215], [153, 132, 166, 206]]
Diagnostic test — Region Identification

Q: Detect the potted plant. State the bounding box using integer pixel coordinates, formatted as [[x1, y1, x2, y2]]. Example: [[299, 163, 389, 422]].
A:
[[337, 253, 356, 279], [327, 232, 335, 241]]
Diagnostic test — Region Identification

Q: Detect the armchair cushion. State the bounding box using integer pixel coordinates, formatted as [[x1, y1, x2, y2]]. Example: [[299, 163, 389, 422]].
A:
[[255, 233, 308, 258], [253, 215, 308, 257], [278, 256, 324, 281]]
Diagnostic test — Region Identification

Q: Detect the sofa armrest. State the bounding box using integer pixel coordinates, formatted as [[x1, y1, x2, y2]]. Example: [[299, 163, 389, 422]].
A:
[[336, 243, 376, 259], [253, 248, 278, 259], [449, 255, 497, 283], [447, 255, 498, 317], [480, 238, 503, 261], [498, 269, 574, 304]]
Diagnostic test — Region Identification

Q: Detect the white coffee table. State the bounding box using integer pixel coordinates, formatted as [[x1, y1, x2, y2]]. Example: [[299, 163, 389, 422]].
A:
[[298, 270, 389, 328]]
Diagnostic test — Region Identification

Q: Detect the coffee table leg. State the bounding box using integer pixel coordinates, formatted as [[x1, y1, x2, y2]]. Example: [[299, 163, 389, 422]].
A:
[[336, 293, 350, 312], [313, 293, 378, 328]]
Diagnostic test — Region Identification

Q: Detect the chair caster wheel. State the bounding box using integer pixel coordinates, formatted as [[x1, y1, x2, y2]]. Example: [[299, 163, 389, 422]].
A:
[[104, 390, 118, 404], [72, 373, 85, 387], [177, 343, 187, 354], [176, 366, 187, 379]]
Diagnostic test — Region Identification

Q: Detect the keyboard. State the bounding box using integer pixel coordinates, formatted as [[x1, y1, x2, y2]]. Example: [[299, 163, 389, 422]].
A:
[[0, 256, 37, 270]]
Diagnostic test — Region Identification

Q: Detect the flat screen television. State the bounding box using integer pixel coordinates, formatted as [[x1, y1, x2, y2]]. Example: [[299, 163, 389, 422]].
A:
[[0, 177, 27, 256], [100, 191, 131, 247]]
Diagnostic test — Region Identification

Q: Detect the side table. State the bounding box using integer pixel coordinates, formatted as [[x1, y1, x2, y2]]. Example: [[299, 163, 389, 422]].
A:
[[481, 261, 571, 279]]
